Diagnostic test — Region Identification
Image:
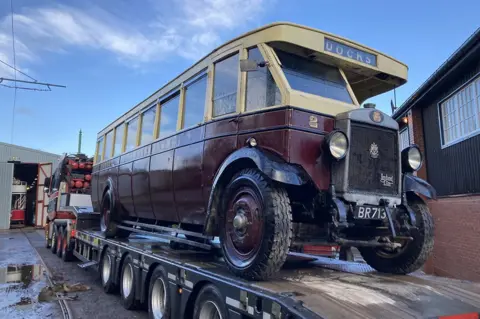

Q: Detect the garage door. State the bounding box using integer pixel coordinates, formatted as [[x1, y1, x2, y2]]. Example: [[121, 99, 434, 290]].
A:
[[35, 163, 52, 227]]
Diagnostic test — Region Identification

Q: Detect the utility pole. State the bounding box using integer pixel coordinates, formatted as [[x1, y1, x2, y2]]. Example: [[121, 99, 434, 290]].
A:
[[78, 129, 82, 154]]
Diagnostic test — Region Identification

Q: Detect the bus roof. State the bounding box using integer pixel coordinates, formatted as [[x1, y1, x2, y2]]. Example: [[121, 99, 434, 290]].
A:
[[98, 22, 408, 136]]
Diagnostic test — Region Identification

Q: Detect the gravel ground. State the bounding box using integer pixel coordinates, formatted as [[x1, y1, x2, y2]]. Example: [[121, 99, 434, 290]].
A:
[[23, 228, 148, 319]]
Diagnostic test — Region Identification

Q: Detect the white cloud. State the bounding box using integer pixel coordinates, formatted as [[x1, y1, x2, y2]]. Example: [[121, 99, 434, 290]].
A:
[[0, 0, 270, 74]]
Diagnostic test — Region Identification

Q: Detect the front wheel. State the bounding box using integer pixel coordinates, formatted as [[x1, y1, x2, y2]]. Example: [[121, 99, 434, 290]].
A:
[[220, 168, 292, 281], [359, 197, 434, 274]]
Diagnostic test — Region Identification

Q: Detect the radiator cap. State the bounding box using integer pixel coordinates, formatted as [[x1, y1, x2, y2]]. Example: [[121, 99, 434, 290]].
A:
[[364, 103, 376, 109]]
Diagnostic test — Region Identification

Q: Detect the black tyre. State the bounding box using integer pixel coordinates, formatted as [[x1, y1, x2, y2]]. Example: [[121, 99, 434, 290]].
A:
[[61, 228, 74, 262], [120, 255, 138, 310], [219, 168, 292, 281], [56, 227, 64, 258], [45, 224, 51, 248], [193, 284, 228, 319], [100, 248, 116, 294], [101, 188, 131, 239], [50, 227, 57, 254], [148, 266, 171, 319], [359, 197, 434, 274]]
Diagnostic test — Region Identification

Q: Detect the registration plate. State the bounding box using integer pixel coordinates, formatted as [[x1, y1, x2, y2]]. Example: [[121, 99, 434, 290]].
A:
[[353, 205, 386, 220]]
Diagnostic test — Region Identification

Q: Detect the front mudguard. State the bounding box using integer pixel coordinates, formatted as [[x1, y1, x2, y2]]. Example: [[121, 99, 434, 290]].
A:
[[203, 147, 308, 236], [403, 173, 437, 200]]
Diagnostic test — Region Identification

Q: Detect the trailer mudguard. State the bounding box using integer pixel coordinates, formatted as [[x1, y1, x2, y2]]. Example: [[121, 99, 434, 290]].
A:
[[403, 173, 437, 200], [203, 146, 307, 236]]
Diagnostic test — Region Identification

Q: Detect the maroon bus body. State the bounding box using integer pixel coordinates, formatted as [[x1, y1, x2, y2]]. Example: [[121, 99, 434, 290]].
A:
[[91, 106, 332, 226]]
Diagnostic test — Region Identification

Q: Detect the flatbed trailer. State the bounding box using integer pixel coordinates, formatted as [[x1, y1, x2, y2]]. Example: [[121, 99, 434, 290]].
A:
[[49, 210, 480, 319]]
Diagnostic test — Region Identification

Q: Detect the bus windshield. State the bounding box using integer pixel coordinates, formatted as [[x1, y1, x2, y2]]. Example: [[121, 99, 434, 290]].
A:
[[274, 48, 353, 104]]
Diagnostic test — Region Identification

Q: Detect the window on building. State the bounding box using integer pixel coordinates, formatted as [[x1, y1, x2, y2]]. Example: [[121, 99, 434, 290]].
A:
[[183, 74, 207, 128], [113, 123, 125, 157], [246, 47, 281, 111], [439, 75, 480, 146], [141, 106, 156, 145], [104, 130, 113, 160], [159, 94, 180, 138], [125, 116, 139, 152], [213, 53, 239, 117], [399, 127, 410, 150], [96, 136, 104, 163]]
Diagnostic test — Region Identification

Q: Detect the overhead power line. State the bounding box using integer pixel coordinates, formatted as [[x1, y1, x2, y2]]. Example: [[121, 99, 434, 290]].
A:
[[0, 58, 37, 82]]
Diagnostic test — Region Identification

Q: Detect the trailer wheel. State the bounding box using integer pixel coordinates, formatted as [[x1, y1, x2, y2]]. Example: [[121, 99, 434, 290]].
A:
[[148, 265, 171, 319], [56, 227, 64, 258], [100, 249, 116, 294], [220, 168, 292, 281], [193, 284, 227, 319], [120, 255, 138, 310], [61, 228, 74, 262], [101, 189, 131, 239], [50, 227, 58, 254], [359, 197, 434, 274]]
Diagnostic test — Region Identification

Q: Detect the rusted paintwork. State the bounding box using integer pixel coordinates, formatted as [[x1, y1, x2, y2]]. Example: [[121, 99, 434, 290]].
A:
[[92, 106, 334, 225]]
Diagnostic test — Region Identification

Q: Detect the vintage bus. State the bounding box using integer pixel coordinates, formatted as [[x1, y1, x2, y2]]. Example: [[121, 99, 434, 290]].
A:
[[92, 22, 436, 281]]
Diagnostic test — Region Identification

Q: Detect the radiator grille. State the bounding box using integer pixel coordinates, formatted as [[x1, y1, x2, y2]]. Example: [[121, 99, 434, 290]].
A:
[[347, 123, 399, 195]]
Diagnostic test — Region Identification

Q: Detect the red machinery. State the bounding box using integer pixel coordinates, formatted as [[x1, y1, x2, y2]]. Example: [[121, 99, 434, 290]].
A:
[[10, 178, 27, 228]]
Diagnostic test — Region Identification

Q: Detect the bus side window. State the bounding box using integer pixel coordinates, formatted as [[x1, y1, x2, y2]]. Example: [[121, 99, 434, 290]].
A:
[[159, 94, 180, 138], [95, 136, 104, 163], [103, 130, 113, 160], [246, 47, 281, 111], [125, 117, 139, 152], [212, 53, 239, 117], [141, 106, 156, 145], [113, 123, 125, 156], [183, 75, 207, 128]]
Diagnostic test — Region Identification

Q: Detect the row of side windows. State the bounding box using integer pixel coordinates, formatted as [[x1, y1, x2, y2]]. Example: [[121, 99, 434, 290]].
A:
[[96, 46, 281, 162]]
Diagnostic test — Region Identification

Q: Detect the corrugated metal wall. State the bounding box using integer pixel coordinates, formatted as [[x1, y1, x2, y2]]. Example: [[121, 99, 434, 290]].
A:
[[0, 142, 60, 164], [423, 57, 480, 196], [0, 163, 14, 230]]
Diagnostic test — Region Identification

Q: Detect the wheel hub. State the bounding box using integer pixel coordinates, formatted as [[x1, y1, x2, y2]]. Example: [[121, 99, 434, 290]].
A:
[[233, 211, 248, 232], [225, 187, 264, 267], [122, 264, 133, 298], [102, 255, 111, 285], [151, 278, 166, 319]]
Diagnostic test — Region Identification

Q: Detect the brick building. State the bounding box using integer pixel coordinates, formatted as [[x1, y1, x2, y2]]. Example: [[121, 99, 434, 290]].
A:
[[393, 27, 480, 281]]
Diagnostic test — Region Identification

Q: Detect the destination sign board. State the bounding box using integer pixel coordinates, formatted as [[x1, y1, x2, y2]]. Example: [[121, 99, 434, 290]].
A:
[[324, 38, 377, 67]]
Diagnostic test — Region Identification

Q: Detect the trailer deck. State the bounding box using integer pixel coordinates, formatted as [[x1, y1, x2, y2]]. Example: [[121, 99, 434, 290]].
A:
[[73, 229, 480, 319]]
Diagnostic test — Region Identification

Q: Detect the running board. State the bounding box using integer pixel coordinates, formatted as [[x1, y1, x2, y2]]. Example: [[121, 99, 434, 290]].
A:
[[117, 225, 212, 250], [77, 260, 98, 269]]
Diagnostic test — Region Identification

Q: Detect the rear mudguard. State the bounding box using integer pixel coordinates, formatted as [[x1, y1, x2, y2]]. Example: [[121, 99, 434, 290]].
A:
[[102, 177, 118, 210], [403, 173, 437, 200], [203, 146, 308, 236]]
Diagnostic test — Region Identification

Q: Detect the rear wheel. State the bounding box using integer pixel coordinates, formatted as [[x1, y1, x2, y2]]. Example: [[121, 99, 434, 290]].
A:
[[50, 227, 58, 254], [359, 197, 434, 274], [220, 168, 292, 281], [101, 189, 131, 239], [61, 228, 74, 262], [120, 255, 138, 310], [193, 284, 227, 319], [56, 227, 64, 258], [148, 266, 171, 319], [45, 223, 51, 248], [100, 249, 116, 294]]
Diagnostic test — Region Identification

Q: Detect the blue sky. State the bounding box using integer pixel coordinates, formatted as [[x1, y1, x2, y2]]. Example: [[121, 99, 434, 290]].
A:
[[0, 0, 479, 156]]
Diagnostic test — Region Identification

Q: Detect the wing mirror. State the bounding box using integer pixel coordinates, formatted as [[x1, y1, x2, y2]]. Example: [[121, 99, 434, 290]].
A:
[[240, 59, 269, 72]]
